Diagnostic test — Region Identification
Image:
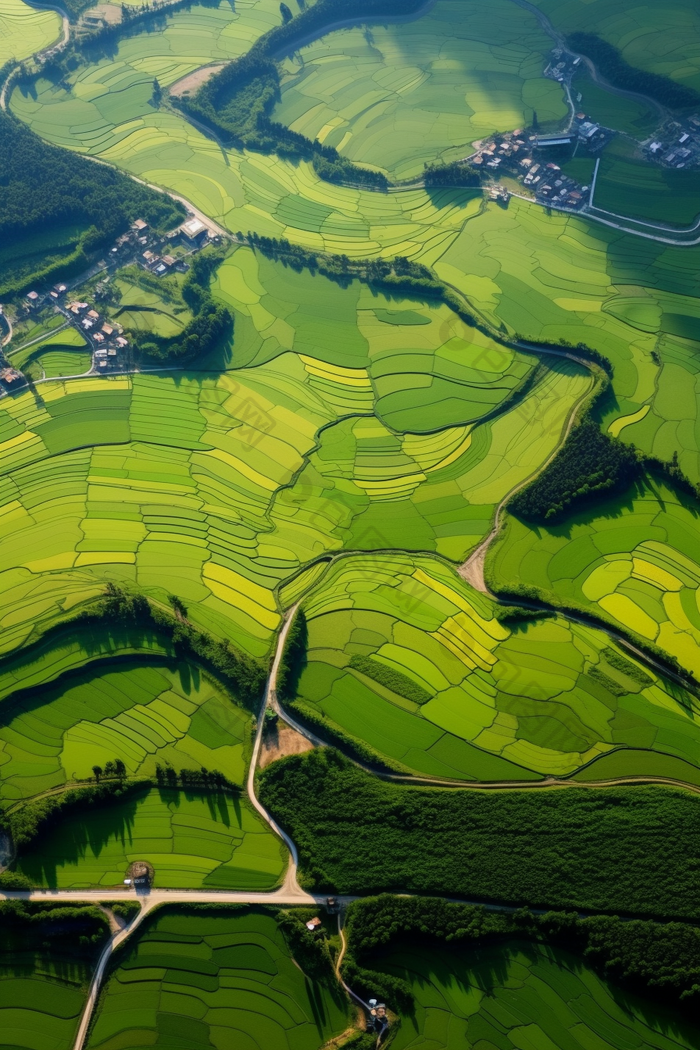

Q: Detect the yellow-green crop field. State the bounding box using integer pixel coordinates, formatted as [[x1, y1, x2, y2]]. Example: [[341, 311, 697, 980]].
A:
[[0, 0, 59, 65], [275, 0, 567, 181], [490, 478, 700, 680], [294, 553, 700, 781], [0, 249, 594, 661]]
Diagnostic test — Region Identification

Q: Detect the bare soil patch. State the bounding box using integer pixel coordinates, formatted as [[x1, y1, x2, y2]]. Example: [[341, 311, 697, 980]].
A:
[[169, 64, 226, 98], [260, 722, 314, 768]]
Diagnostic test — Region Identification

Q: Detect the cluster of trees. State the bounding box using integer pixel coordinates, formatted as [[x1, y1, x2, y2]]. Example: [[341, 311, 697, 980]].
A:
[[92, 758, 126, 781], [276, 909, 334, 981], [603, 646, 652, 686], [509, 418, 641, 522], [2, 781, 140, 850], [258, 748, 700, 919], [154, 764, 240, 791], [243, 230, 459, 305], [81, 583, 267, 704], [0, 900, 110, 956], [645, 449, 700, 504], [568, 33, 700, 110], [349, 655, 431, 705], [177, 54, 388, 190], [276, 609, 307, 701], [133, 244, 233, 363], [0, 111, 184, 297], [174, 0, 428, 191], [423, 160, 481, 187], [135, 298, 232, 363], [107, 900, 141, 923], [342, 895, 700, 1015]]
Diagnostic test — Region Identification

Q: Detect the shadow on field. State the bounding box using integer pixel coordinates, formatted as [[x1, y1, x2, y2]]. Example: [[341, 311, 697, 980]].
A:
[[17, 788, 145, 889]]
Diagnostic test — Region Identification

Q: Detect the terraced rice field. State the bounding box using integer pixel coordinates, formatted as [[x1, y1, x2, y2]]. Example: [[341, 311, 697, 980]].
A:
[[16, 785, 286, 888], [275, 0, 567, 180], [9, 8, 479, 265], [112, 275, 192, 337], [0, 0, 60, 65], [10, 326, 91, 380], [530, 0, 700, 96], [0, 655, 253, 803], [375, 939, 700, 1050], [0, 921, 93, 1050], [0, 249, 594, 660], [594, 140, 700, 226], [87, 907, 349, 1050], [491, 477, 700, 683], [291, 553, 700, 781]]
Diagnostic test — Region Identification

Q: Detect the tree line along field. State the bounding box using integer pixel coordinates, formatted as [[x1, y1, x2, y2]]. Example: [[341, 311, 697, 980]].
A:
[[489, 476, 700, 680], [288, 553, 700, 783], [0, 0, 60, 65], [86, 906, 349, 1050], [0, 247, 595, 662], [16, 786, 286, 889], [376, 940, 700, 1050], [0, 901, 108, 1050], [0, 658, 252, 802], [274, 0, 567, 182]]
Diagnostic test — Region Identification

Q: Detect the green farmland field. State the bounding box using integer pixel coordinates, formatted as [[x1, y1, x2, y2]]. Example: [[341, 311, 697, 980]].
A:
[[434, 196, 700, 463], [0, 0, 60, 65], [16, 786, 286, 888], [0, 655, 253, 803], [275, 0, 567, 180], [0, 904, 103, 1050], [594, 140, 700, 227], [5, 0, 700, 997], [530, 0, 700, 97], [290, 553, 700, 780], [573, 72, 658, 138], [490, 476, 700, 681], [0, 248, 593, 662], [87, 907, 349, 1050], [376, 939, 700, 1050], [10, 325, 91, 380]]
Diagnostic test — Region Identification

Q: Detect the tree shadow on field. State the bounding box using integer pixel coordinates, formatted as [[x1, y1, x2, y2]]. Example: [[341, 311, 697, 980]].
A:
[[423, 184, 482, 211], [304, 974, 328, 1036], [17, 788, 144, 889]]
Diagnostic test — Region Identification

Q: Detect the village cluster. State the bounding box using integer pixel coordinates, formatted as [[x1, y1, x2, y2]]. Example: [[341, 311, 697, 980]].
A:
[[0, 213, 213, 390]]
